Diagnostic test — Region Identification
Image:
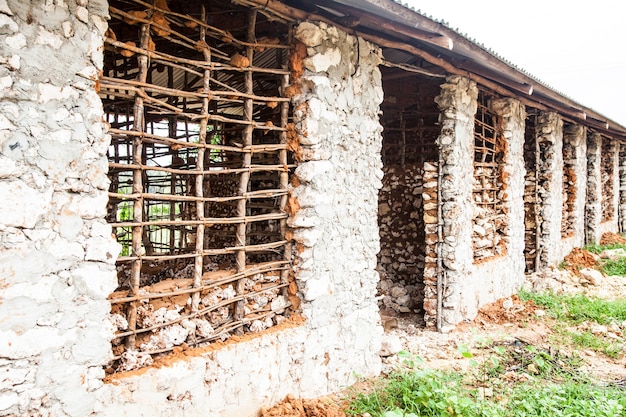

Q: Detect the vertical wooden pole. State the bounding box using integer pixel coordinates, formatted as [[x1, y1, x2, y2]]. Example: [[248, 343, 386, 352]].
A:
[[234, 9, 257, 331], [279, 29, 292, 299], [127, 20, 151, 349], [192, 5, 211, 313]]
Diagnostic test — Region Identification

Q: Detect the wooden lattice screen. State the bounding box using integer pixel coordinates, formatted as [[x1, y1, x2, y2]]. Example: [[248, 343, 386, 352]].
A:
[[380, 72, 439, 166], [102, 0, 295, 371], [473, 90, 507, 261]]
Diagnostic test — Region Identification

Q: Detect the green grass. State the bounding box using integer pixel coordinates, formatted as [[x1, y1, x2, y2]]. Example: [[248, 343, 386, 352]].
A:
[[346, 368, 497, 417], [504, 381, 626, 417], [519, 290, 626, 325], [582, 242, 626, 254], [519, 291, 625, 357], [346, 291, 626, 417], [580, 242, 626, 275], [564, 329, 624, 358], [602, 257, 626, 276], [346, 367, 626, 417]]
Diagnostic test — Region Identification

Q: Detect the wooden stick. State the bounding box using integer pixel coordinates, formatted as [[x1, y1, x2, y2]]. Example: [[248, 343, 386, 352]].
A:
[[234, 9, 257, 334], [108, 188, 288, 203], [192, 6, 210, 314], [126, 20, 152, 349], [279, 33, 293, 301], [109, 211, 287, 228], [113, 282, 289, 338], [105, 38, 290, 76], [101, 76, 291, 103]]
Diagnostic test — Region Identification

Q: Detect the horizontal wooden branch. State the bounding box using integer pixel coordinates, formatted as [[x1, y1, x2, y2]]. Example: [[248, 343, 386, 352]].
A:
[[110, 261, 289, 304], [109, 211, 287, 228], [109, 162, 292, 176]]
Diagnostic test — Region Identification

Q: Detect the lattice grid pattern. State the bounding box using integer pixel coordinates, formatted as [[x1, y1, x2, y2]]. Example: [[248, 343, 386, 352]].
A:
[[472, 90, 507, 261], [102, 0, 295, 371]]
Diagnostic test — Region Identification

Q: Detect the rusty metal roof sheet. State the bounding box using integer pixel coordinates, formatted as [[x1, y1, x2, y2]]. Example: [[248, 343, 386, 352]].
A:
[[309, 0, 626, 138]]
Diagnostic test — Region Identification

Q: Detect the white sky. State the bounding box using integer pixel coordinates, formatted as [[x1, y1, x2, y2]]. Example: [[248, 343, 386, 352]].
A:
[[403, 0, 626, 126]]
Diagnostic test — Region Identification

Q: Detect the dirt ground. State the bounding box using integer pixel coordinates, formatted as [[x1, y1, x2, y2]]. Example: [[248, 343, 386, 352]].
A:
[[562, 247, 597, 275], [600, 231, 626, 245], [261, 243, 626, 417]]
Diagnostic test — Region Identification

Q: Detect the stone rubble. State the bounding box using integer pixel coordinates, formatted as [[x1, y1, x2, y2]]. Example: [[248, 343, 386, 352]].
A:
[[523, 122, 540, 272], [523, 265, 626, 300], [377, 164, 426, 314]]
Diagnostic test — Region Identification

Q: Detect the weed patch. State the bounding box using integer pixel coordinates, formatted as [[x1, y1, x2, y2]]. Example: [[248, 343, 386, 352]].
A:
[[519, 291, 626, 324]]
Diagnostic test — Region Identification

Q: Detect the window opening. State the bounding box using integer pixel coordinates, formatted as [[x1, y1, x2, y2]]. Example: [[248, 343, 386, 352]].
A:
[[473, 90, 507, 262], [103, 0, 295, 371]]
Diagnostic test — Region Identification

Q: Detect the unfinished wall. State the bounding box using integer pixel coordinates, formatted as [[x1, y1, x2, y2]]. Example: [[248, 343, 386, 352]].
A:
[[620, 144, 626, 232], [599, 138, 619, 236], [472, 91, 508, 261], [97, 20, 384, 417], [523, 114, 540, 272], [586, 132, 603, 243], [377, 70, 440, 318], [433, 76, 476, 330], [463, 97, 526, 319], [103, 0, 296, 370], [535, 112, 564, 266], [378, 164, 425, 314], [0, 1, 120, 415], [432, 79, 525, 330], [559, 124, 587, 259]]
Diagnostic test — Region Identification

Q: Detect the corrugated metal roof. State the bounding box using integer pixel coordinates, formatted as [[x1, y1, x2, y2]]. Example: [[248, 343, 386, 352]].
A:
[[321, 0, 626, 137], [388, 0, 568, 98]]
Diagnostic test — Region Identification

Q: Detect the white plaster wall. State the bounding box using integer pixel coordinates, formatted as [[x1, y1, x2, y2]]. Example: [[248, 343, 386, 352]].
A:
[[0, 1, 120, 416]]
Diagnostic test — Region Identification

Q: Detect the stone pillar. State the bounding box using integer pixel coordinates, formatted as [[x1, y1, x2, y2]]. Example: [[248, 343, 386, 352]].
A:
[[562, 125, 587, 251], [0, 1, 120, 416], [535, 112, 563, 266], [433, 76, 477, 331], [586, 132, 603, 243], [422, 161, 439, 328], [619, 144, 626, 232], [492, 98, 526, 278], [288, 21, 384, 390], [605, 140, 620, 226]]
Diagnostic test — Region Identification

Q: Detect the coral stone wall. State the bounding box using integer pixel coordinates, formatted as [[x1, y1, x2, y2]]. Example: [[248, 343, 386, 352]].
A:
[[434, 81, 526, 330], [465, 98, 526, 318], [288, 21, 384, 359], [98, 21, 385, 417], [620, 144, 626, 232], [535, 112, 564, 267], [0, 1, 120, 415], [599, 139, 620, 237], [586, 133, 603, 243], [378, 164, 425, 315], [558, 124, 587, 260], [433, 76, 477, 330]]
